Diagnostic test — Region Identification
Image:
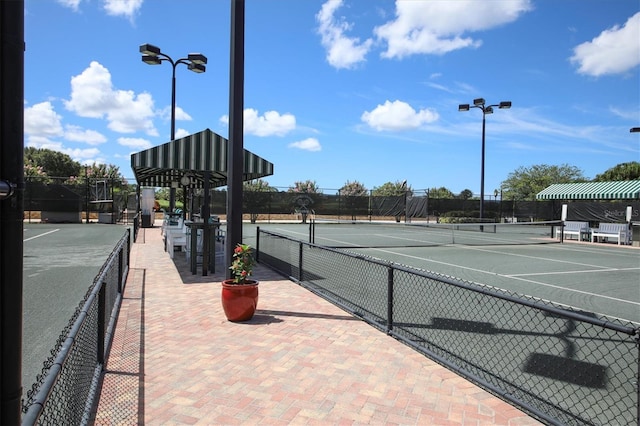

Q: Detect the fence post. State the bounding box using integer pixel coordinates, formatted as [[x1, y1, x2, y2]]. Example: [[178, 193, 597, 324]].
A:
[[256, 226, 260, 263], [387, 266, 394, 333], [97, 282, 106, 367], [298, 241, 303, 281]]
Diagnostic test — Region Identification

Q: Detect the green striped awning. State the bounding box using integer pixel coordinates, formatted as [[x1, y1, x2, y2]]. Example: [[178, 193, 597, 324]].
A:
[[536, 180, 640, 200], [130, 129, 274, 188]]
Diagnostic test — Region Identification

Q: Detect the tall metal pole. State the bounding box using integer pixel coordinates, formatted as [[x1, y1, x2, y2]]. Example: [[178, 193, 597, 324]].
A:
[[226, 0, 245, 276], [480, 112, 486, 221], [0, 0, 25, 423], [169, 66, 177, 211]]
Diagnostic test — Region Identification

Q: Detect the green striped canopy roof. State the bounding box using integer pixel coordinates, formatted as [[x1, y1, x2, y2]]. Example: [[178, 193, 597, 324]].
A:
[[130, 129, 274, 188], [536, 180, 640, 200]]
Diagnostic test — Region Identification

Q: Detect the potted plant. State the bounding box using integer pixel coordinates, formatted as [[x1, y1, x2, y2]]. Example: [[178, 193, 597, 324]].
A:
[[221, 243, 259, 322]]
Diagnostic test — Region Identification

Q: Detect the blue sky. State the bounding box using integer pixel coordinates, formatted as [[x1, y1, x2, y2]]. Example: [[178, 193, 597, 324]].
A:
[[24, 0, 640, 195]]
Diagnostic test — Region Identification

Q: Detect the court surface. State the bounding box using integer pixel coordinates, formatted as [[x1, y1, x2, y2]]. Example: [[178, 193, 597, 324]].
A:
[[22, 223, 130, 393], [245, 222, 640, 325]]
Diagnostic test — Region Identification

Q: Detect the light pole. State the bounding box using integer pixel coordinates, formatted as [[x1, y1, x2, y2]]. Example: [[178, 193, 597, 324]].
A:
[[139, 43, 207, 211], [458, 98, 511, 222]]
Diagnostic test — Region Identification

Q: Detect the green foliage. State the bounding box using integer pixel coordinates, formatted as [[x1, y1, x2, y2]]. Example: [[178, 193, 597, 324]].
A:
[[500, 164, 586, 201], [428, 187, 454, 199], [458, 189, 473, 199], [372, 180, 413, 196], [24, 147, 81, 178], [229, 243, 255, 284], [339, 180, 368, 196], [244, 179, 277, 192], [593, 162, 640, 181], [288, 180, 319, 193]]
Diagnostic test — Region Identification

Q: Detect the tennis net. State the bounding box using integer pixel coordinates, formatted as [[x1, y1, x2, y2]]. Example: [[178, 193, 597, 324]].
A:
[[308, 219, 563, 249]]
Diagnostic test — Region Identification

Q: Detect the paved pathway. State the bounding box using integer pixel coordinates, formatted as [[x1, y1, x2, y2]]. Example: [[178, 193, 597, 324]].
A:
[[92, 224, 541, 425]]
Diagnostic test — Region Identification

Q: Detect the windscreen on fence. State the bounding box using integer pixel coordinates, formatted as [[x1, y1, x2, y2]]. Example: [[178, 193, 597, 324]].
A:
[[306, 219, 563, 248]]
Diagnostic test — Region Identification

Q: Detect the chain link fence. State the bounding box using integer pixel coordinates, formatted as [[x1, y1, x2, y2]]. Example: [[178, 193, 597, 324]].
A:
[[21, 229, 131, 425], [256, 229, 640, 426]]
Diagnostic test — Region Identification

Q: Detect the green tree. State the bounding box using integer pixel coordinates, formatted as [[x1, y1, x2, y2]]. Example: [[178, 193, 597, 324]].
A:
[[244, 179, 277, 192], [500, 164, 586, 201], [371, 180, 413, 196], [339, 180, 368, 196], [288, 180, 319, 193], [427, 187, 454, 199], [593, 162, 640, 181], [458, 189, 473, 200], [24, 147, 81, 179], [244, 179, 277, 223]]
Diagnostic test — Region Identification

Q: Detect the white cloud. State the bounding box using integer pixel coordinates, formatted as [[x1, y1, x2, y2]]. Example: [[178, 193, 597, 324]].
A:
[[174, 128, 191, 139], [118, 137, 152, 150], [62, 147, 102, 162], [375, 0, 532, 59], [316, 0, 373, 69], [64, 61, 158, 136], [103, 0, 143, 20], [361, 100, 439, 131], [242, 108, 296, 137], [289, 138, 322, 152], [570, 12, 640, 77], [24, 102, 64, 138], [64, 125, 107, 145], [56, 0, 82, 11], [159, 105, 192, 122]]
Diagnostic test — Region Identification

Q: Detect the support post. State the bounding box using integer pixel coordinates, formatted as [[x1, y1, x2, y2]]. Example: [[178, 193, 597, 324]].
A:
[[0, 1, 25, 423], [225, 0, 245, 276]]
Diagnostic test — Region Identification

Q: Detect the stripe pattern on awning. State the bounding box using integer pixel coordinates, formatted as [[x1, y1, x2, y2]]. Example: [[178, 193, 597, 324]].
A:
[[536, 180, 640, 200], [130, 129, 274, 188]]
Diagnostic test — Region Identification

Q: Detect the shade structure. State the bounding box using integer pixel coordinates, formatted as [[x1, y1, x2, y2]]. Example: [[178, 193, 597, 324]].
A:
[[130, 129, 274, 188], [536, 180, 640, 200]]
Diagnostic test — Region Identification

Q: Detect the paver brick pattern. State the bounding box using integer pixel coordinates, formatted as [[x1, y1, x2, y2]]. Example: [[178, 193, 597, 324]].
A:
[[93, 223, 542, 425]]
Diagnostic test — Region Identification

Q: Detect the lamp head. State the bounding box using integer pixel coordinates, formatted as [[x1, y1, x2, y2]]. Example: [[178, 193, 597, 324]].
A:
[[499, 101, 512, 109], [141, 55, 162, 65], [473, 98, 485, 106], [139, 43, 161, 56], [485, 106, 494, 114], [188, 53, 208, 65], [188, 63, 206, 73], [458, 104, 470, 112], [631, 127, 640, 133]]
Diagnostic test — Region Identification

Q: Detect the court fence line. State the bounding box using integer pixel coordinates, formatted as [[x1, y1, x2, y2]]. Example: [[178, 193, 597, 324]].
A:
[[256, 228, 640, 426], [21, 228, 131, 425]]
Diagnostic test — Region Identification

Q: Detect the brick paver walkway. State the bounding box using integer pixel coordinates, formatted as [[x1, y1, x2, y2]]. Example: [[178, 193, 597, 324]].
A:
[[92, 224, 542, 425]]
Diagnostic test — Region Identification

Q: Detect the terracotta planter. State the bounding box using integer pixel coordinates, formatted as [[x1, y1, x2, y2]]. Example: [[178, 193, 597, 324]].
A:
[[221, 279, 259, 322]]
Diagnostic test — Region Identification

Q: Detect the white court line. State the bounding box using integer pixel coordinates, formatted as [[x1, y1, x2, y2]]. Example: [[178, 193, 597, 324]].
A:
[[344, 244, 640, 309], [500, 273, 639, 308], [24, 229, 60, 242], [508, 267, 640, 277]]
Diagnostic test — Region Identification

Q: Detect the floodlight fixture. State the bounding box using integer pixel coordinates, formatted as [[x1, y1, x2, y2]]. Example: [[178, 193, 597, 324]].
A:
[[631, 127, 640, 133], [187, 53, 208, 65], [141, 55, 162, 65], [139, 43, 161, 56], [473, 98, 485, 106], [458, 104, 470, 112]]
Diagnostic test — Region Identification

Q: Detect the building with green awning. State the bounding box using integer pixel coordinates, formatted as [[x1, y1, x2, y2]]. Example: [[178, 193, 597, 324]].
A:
[[130, 128, 274, 188], [536, 180, 640, 200]]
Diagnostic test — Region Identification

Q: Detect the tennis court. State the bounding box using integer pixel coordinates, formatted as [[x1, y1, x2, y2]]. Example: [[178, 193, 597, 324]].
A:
[[22, 223, 130, 393], [247, 220, 640, 325]]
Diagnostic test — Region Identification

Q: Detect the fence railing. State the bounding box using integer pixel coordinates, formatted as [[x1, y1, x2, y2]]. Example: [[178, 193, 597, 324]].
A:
[[256, 228, 640, 426], [21, 229, 131, 425]]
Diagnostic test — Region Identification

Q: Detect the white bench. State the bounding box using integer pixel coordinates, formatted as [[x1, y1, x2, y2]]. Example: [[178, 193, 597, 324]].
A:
[[556, 221, 590, 241], [590, 223, 631, 245]]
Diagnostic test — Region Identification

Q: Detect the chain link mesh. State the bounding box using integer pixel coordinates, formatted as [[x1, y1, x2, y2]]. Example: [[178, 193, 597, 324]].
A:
[[22, 230, 130, 425], [258, 229, 639, 426]]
